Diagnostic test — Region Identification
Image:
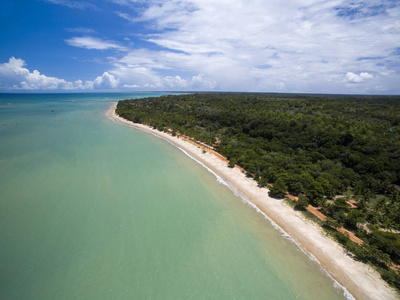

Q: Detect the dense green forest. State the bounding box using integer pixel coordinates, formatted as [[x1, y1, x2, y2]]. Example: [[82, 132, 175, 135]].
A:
[[117, 93, 400, 289]]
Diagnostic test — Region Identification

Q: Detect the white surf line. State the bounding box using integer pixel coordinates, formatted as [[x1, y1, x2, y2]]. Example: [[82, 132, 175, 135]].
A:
[[106, 107, 355, 300]]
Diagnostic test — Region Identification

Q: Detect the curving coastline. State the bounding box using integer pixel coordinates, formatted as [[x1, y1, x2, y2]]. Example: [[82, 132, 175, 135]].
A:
[[106, 102, 398, 300]]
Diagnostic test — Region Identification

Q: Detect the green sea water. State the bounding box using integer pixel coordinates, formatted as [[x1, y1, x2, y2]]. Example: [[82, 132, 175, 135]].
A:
[[0, 93, 351, 299]]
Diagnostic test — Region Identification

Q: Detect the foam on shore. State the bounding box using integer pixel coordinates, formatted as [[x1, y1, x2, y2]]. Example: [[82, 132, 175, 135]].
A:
[[106, 102, 397, 300]]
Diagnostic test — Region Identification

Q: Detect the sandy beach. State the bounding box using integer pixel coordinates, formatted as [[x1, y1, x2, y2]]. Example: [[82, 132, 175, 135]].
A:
[[107, 102, 398, 300]]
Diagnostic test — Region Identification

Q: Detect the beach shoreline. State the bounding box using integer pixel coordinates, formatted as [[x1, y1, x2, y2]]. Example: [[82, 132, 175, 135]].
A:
[[106, 102, 398, 300]]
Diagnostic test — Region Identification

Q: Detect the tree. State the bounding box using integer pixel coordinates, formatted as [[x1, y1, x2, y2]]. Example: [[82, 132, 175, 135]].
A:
[[295, 195, 309, 211], [287, 180, 304, 195], [325, 218, 340, 229], [228, 159, 236, 168], [345, 209, 365, 229], [268, 179, 287, 199], [305, 180, 324, 206]]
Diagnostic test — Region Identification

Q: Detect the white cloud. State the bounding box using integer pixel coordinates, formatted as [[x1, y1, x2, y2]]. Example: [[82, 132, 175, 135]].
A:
[[164, 76, 188, 88], [122, 84, 140, 88], [0, 57, 120, 91], [190, 74, 216, 90], [93, 72, 119, 88], [66, 27, 96, 34], [345, 72, 374, 83], [116, 12, 136, 22], [5, 1, 400, 93], [65, 36, 128, 51], [109, 0, 131, 5], [41, 0, 95, 9], [0, 57, 69, 90], [110, 64, 163, 88], [110, 0, 400, 93], [109, 56, 217, 90]]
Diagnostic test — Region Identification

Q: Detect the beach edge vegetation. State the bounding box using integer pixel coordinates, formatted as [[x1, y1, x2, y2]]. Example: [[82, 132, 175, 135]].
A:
[[116, 92, 400, 292]]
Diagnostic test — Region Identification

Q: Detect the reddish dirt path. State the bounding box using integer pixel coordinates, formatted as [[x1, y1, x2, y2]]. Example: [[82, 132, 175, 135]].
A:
[[160, 129, 400, 276], [286, 194, 363, 245], [179, 134, 365, 246], [178, 135, 229, 163]]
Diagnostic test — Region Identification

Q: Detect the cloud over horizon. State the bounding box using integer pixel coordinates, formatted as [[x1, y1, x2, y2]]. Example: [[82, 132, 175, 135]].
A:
[[345, 72, 374, 83], [0, 57, 216, 91], [108, 0, 399, 93], [1, 0, 399, 93], [0, 57, 119, 90]]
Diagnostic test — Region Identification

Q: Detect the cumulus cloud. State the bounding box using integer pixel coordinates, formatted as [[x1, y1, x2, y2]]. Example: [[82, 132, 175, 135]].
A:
[[0, 56, 214, 91], [110, 64, 163, 88], [109, 0, 400, 93], [0, 57, 70, 90], [190, 74, 216, 90], [93, 72, 119, 88], [65, 36, 127, 51], [5, 0, 400, 93], [106, 63, 199, 90], [164, 76, 188, 88], [108, 54, 218, 90], [0, 57, 120, 90], [345, 72, 374, 83]]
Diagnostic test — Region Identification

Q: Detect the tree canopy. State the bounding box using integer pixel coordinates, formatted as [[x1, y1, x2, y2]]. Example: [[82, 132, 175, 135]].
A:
[[117, 92, 400, 289]]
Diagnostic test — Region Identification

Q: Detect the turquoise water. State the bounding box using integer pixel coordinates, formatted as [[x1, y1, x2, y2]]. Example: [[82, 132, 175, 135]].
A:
[[0, 93, 349, 299]]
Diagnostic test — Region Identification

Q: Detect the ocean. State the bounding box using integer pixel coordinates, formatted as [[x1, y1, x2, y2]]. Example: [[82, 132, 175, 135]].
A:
[[0, 93, 349, 299]]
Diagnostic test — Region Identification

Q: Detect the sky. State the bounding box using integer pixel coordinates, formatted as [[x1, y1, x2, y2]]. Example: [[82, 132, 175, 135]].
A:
[[0, 0, 399, 94]]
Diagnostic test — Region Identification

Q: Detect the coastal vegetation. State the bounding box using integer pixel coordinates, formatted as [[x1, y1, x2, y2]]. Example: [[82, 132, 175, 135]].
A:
[[116, 92, 400, 290]]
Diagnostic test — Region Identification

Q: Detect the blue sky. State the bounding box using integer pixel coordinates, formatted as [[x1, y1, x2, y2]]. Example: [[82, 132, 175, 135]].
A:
[[0, 0, 399, 94]]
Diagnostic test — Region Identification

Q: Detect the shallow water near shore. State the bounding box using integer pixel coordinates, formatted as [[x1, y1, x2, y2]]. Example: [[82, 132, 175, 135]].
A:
[[0, 93, 348, 299]]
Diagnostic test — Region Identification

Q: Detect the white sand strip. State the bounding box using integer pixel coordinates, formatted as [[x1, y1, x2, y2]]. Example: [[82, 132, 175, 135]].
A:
[[106, 102, 398, 300]]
